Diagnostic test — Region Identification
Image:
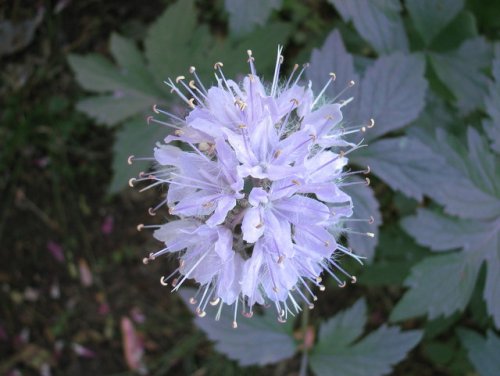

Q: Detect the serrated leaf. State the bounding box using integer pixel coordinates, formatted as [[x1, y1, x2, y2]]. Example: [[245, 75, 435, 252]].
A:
[[307, 29, 359, 102], [317, 299, 367, 350], [409, 127, 500, 220], [401, 209, 496, 252], [406, 0, 465, 46], [484, 44, 500, 153], [360, 225, 426, 286], [311, 299, 422, 376], [224, 0, 282, 36], [329, 0, 408, 54], [178, 289, 297, 366], [402, 209, 500, 325], [109, 118, 166, 194], [458, 329, 500, 376], [356, 53, 427, 140], [430, 37, 492, 114], [343, 178, 381, 261], [390, 251, 483, 322], [76, 94, 153, 126], [352, 137, 445, 201]]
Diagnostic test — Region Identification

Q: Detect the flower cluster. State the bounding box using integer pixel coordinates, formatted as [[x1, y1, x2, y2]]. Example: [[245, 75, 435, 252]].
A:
[[130, 48, 373, 327]]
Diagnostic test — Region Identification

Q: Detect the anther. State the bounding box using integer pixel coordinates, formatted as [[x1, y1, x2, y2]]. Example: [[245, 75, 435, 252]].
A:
[[142, 257, 149, 265], [127, 155, 134, 165], [319, 285, 326, 291], [364, 165, 371, 174], [277, 315, 286, 323], [189, 66, 196, 73], [232, 320, 238, 329], [338, 281, 346, 288], [214, 62, 224, 70], [148, 208, 156, 216], [128, 178, 136, 187], [349, 80, 355, 87], [174, 129, 184, 136], [329, 72, 336, 80], [277, 255, 285, 264], [351, 276, 357, 284], [365, 177, 371, 186], [308, 303, 315, 310], [210, 297, 220, 306], [153, 104, 159, 114], [366, 232, 375, 238], [292, 179, 301, 185], [148, 252, 155, 261], [187, 98, 195, 108], [368, 118, 375, 128], [189, 297, 197, 305], [243, 311, 253, 318], [273, 149, 282, 159], [136, 224, 144, 231], [368, 216, 375, 224], [160, 276, 168, 286], [316, 276, 322, 283], [198, 311, 206, 318], [273, 286, 279, 293], [361, 126, 367, 132], [175, 75, 185, 83], [198, 142, 210, 152], [290, 98, 299, 106], [238, 124, 247, 129], [168, 206, 175, 215], [189, 80, 197, 89], [255, 223, 263, 229]]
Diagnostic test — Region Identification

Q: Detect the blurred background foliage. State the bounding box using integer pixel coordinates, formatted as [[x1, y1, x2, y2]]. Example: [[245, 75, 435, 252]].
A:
[[1, 0, 499, 375]]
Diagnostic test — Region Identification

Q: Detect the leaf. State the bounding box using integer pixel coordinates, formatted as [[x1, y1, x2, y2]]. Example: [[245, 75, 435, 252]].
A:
[[390, 251, 483, 322], [311, 298, 422, 376], [406, 0, 465, 46], [484, 248, 500, 328], [109, 117, 166, 194], [317, 299, 367, 350], [328, 0, 408, 54], [343, 178, 381, 261], [401, 209, 497, 252], [357, 53, 427, 140], [0, 8, 44, 57], [360, 225, 427, 286], [484, 44, 500, 153], [352, 136, 445, 201], [430, 37, 492, 114], [179, 289, 297, 366], [307, 29, 359, 102], [458, 329, 500, 376], [224, 0, 282, 36], [76, 94, 154, 126], [409, 127, 500, 220]]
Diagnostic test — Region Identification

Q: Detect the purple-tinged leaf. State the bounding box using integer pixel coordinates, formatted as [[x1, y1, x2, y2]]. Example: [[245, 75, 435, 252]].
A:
[[307, 30, 359, 102], [343, 178, 381, 261], [224, 0, 282, 36], [179, 289, 297, 366], [329, 0, 408, 54]]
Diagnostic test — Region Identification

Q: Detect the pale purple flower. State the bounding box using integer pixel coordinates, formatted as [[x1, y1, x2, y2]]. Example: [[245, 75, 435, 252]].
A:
[[130, 47, 373, 327]]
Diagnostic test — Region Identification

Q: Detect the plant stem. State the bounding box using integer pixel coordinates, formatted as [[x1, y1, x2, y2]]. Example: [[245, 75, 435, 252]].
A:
[[298, 303, 310, 376]]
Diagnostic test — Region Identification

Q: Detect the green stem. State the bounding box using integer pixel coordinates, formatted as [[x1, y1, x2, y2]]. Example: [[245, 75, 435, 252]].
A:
[[298, 303, 310, 376]]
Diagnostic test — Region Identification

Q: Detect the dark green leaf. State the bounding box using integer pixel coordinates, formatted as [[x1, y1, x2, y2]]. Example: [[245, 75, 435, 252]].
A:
[[484, 44, 500, 153], [458, 329, 500, 376], [406, 0, 464, 46], [311, 299, 422, 376], [430, 37, 492, 114], [109, 117, 165, 193], [390, 251, 483, 322]]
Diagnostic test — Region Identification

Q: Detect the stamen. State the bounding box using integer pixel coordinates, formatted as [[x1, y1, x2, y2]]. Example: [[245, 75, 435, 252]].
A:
[[311, 72, 336, 108], [331, 79, 356, 103], [271, 45, 284, 98], [152, 104, 183, 122], [247, 50, 256, 76], [284, 63, 299, 91], [189, 66, 208, 95]]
